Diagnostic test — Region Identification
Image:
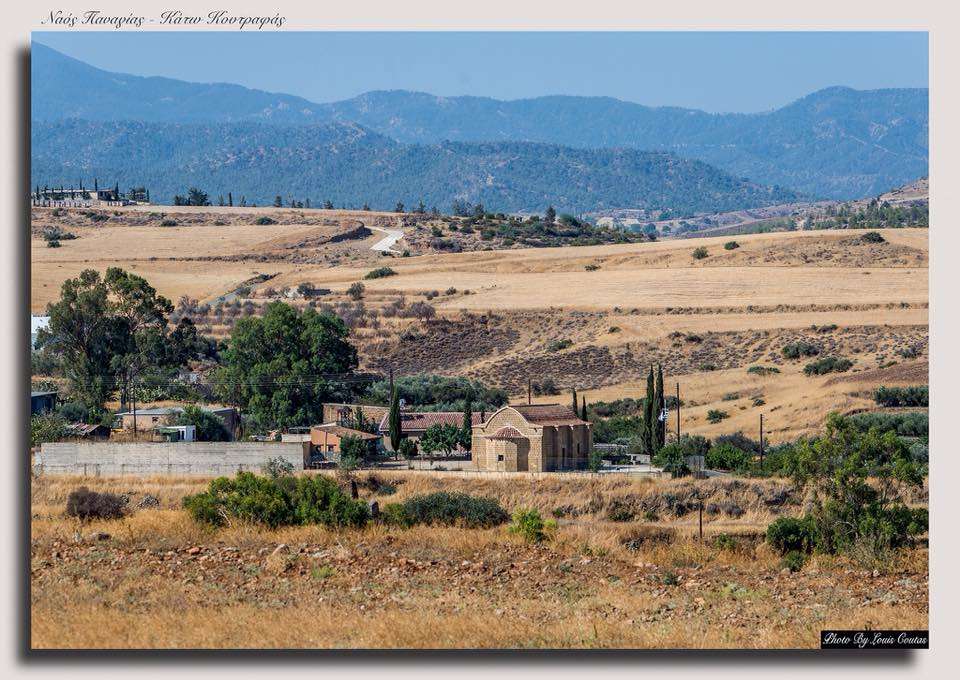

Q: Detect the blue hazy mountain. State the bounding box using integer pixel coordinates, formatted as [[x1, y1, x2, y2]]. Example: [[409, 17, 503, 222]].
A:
[[32, 42, 927, 201]]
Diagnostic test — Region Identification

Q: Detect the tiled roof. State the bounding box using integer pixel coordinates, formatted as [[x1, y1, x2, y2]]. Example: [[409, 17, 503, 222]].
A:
[[312, 424, 380, 440], [511, 404, 589, 426], [489, 426, 524, 440], [378, 411, 483, 433]]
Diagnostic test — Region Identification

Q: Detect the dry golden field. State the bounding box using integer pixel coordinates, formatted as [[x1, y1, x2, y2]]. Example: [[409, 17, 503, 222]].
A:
[[30, 206, 929, 443], [30, 472, 927, 649]]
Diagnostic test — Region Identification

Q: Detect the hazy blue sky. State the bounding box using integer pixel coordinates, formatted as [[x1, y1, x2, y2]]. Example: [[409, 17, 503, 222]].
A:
[[34, 31, 928, 113]]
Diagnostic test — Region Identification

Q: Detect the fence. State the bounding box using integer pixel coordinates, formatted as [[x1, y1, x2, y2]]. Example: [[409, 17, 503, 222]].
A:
[[36, 441, 308, 477]]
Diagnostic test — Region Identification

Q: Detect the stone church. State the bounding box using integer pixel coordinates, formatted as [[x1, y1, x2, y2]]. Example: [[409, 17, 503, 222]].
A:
[[471, 403, 592, 472]]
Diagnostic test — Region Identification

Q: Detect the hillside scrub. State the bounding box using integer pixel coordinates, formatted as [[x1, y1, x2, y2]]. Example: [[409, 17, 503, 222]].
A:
[[874, 385, 928, 407], [364, 267, 397, 280], [382, 491, 508, 529], [781, 341, 820, 359], [803, 356, 853, 376]]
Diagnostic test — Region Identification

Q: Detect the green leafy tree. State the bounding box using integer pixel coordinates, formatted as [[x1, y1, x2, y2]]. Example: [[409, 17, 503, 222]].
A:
[[338, 435, 368, 471], [38, 268, 199, 413], [31, 413, 67, 447], [420, 423, 462, 463], [214, 302, 358, 431], [397, 437, 418, 461], [173, 405, 230, 442]]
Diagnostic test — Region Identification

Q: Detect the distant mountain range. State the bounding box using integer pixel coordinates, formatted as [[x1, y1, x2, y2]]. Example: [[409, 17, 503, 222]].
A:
[[31, 42, 928, 208], [31, 119, 798, 214]]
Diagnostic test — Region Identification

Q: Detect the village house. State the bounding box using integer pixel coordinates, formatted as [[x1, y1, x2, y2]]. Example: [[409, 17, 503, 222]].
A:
[[377, 410, 484, 451], [470, 403, 592, 472], [114, 405, 239, 439], [322, 403, 390, 428], [309, 423, 382, 464], [30, 390, 57, 415]]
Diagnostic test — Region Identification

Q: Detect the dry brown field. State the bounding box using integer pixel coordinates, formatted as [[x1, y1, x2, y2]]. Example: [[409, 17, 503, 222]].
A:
[[30, 472, 927, 649], [31, 206, 929, 442]]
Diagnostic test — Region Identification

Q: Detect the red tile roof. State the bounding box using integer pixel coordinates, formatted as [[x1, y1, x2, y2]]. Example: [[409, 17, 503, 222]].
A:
[[511, 404, 589, 426], [377, 411, 483, 433], [312, 424, 381, 441], [489, 426, 524, 440]]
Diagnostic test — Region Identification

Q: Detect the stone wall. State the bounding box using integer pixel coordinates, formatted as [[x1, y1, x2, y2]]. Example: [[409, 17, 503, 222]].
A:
[[36, 442, 309, 477]]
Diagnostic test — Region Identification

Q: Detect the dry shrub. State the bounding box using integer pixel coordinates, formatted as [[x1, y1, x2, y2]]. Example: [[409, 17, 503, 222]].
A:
[[65, 487, 126, 521]]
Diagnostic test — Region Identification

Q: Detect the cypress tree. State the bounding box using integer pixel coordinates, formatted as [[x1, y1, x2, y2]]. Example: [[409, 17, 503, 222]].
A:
[[644, 366, 655, 455], [461, 400, 473, 451], [655, 364, 666, 451], [581, 395, 588, 421], [388, 387, 402, 452], [571, 387, 578, 415]]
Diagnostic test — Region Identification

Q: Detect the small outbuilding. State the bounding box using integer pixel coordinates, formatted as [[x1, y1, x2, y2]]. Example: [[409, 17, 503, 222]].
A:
[[30, 391, 57, 415]]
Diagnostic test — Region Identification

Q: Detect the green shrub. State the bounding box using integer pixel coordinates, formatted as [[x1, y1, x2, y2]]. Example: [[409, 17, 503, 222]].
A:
[[874, 385, 928, 407], [782, 341, 820, 359], [653, 443, 689, 477], [65, 487, 126, 520], [347, 282, 365, 300], [803, 356, 853, 376], [183, 472, 368, 529], [160, 219, 178, 227], [706, 409, 729, 424], [388, 492, 508, 528], [584, 264, 600, 271], [509, 507, 554, 542], [692, 247, 709, 259], [780, 550, 806, 572], [255, 216, 277, 225], [261, 456, 294, 479], [706, 443, 751, 471], [861, 231, 885, 243], [364, 267, 397, 280], [747, 365, 780, 376], [547, 338, 573, 352], [766, 516, 817, 554], [847, 412, 928, 438], [723, 241, 740, 250], [713, 533, 739, 551], [46, 239, 61, 248]]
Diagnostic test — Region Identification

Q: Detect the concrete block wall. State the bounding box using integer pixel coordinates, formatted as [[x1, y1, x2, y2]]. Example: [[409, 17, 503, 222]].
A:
[[36, 441, 308, 477]]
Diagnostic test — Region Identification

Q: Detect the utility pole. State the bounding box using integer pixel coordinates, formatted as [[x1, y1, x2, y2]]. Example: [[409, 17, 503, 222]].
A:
[[131, 375, 138, 441], [527, 378, 532, 405], [676, 382, 681, 441]]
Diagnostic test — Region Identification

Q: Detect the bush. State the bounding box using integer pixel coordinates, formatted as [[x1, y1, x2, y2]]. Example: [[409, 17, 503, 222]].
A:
[[692, 247, 709, 259], [653, 443, 689, 477], [847, 412, 928, 438], [861, 231, 885, 243], [713, 533, 739, 551], [874, 385, 928, 407], [803, 356, 853, 376], [66, 487, 126, 520], [364, 267, 397, 280], [766, 516, 817, 554], [706, 443, 752, 471], [385, 492, 508, 528], [747, 365, 780, 376], [173, 405, 230, 442], [780, 550, 806, 572], [547, 338, 573, 352], [261, 456, 295, 479], [160, 219, 178, 227], [706, 409, 729, 424], [723, 241, 740, 250], [46, 239, 61, 248], [509, 508, 554, 543], [183, 472, 368, 529], [782, 341, 820, 359], [584, 264, 600, 271], [347, 282, 365, 300], [255, 216, 277, 225]]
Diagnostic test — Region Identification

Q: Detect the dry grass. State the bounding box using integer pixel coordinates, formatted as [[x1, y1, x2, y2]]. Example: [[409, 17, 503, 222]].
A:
[[30, 473, 927, 649]]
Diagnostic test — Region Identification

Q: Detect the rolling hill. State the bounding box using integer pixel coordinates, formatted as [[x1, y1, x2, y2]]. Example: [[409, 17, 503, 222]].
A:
[[31, 119, 798, 214], [32, 42, 928, 199]]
